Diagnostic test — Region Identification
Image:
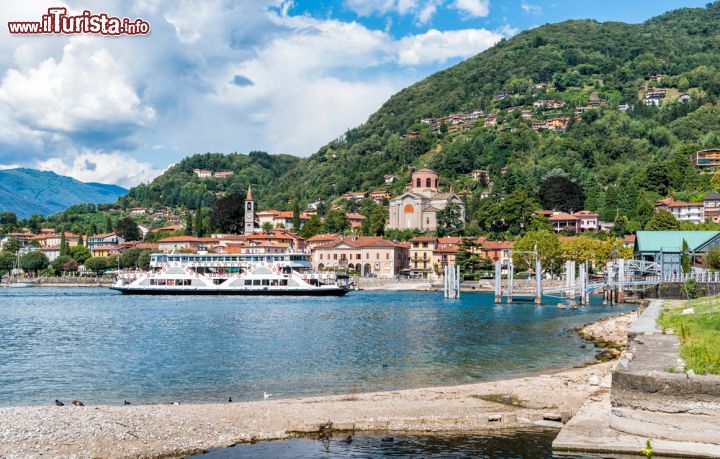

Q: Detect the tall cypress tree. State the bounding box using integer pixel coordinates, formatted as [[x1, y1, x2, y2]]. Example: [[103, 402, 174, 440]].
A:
[[194, 201, 203, 237]]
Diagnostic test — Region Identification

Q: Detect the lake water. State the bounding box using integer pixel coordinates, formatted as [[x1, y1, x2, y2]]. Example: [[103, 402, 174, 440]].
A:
[[0, 288, 635, 406]]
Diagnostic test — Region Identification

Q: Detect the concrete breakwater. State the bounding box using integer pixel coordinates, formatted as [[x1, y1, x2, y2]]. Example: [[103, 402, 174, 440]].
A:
[[554, 300, 720, 457]]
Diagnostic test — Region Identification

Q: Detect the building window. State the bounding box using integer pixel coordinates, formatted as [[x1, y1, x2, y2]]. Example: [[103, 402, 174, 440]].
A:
[[416, 178, 421, 188], [426, 218, 430, 225], [386, 253, 389, 260], [404, 204, 414, 214], [426, 178, 431, 188], [435, 179, 438, 188], [376, 253, 379, 259], [333, 254, 337, 260]]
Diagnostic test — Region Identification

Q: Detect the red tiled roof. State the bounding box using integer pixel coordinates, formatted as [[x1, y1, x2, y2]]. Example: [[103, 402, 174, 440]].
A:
[[316, 236, 406, 249], [482, 241, 513, 249], [668, 201, 703, 208], [549, 213, 578, 221], [346, 213, 366, 220], [307, 233, 341, 242], [89, 232, 116, 239], [158, 236, 203, 243], [437, 236, 461, 245], [410, 236, 436, 242]]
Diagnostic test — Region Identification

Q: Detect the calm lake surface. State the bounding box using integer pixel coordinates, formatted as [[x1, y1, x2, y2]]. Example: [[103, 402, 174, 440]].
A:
[[0, 288, 635, 406]]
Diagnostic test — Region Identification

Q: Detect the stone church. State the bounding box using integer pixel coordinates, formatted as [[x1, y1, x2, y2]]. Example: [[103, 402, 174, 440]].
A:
[[386, 169, 465, 232]]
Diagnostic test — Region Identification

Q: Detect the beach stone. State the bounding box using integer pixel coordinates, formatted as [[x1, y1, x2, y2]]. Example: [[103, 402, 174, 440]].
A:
[[543, 413, 562, 422], [487, 414, 502, 422], [588, 374, 600, 386]]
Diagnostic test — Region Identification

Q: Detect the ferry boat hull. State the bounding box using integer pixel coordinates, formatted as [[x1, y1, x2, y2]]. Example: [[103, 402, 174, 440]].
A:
[[112, 251, 351, 297], [110, 285, 349, 296]]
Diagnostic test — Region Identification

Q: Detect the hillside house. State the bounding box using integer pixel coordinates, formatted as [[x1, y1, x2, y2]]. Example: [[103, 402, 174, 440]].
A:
[[409, 236, 436, 278], [705, 193, 720, 224], [370, 190, 391, 203], [384, 175, 397, 185], [214, 171, 234, 178], [192, 168, 212, 178], [692, 149, 720, 168]]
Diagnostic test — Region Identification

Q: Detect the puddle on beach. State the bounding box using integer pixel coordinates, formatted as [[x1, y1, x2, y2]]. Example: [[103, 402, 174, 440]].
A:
[[191, 429, 563, 458], [190, 429, 663, 458]]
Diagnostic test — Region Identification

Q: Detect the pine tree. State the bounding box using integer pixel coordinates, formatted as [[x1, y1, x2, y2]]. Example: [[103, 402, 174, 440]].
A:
[[59, 232, 68, 256], [185, 214, 194, 236], [104, 216, 113, 233], [291, 200, 301, 231]]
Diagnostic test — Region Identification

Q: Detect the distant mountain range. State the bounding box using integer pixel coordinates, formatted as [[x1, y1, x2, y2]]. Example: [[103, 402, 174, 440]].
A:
[[0, 168, 127, 218]]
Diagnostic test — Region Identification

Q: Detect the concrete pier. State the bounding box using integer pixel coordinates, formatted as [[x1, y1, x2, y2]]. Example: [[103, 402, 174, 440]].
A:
[[553, 299, 720, 457]]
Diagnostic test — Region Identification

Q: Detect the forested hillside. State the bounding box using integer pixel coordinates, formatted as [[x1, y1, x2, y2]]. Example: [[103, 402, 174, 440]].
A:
[[122, 2, 720, 236], [119, 151, 300, 209]]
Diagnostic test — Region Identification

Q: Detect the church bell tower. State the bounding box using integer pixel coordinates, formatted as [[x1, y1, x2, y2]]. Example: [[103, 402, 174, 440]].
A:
[[244, 185, 255, 234]]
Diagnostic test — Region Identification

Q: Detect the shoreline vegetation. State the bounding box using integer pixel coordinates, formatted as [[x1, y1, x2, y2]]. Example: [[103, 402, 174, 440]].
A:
[[0, 312, 636, 458]]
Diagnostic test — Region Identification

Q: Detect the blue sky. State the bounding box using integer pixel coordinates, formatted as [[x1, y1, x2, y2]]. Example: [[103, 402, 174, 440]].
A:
[[0, 1, 710, 187]]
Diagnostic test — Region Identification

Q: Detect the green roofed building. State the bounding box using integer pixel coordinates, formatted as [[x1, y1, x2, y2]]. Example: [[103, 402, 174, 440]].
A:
[[634, 231, 720, 275]]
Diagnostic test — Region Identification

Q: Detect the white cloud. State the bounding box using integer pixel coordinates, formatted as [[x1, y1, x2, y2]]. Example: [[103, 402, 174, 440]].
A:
[[36, 150, 165, 187], [451, 0, 490, 17], [0, 38, 155, 137], [521, 1, 542, 16], [397, 28, 503, 65]]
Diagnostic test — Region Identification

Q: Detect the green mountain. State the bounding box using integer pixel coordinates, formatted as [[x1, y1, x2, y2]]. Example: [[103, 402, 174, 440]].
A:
[[0, 168, 127, 218], [122, 2, 720, 234]]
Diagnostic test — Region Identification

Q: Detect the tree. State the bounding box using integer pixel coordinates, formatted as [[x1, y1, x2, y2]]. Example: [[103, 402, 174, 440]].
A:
[[512, 230, 563, 274], [0, 251, 15, 280], [261, 221, 274, 233], [2, 237, 21, 254], [185, 215, 194, 236], [681, 239, 691, 274], [84, 257, 109, 274], [70, 245, 91, 264], [59, 232, 69, 256], [299, 214, 323, 238], [705, 247, 720, 270], [19, 251, 49, 274], [644, 210, 680, 230], [456, 237, 487, 274], [538, 175, 585, 212], [528, 214, 553, 232], [360, 205, 387, 236], [194, 201, 204, 237], [116, 217, 141, 241], [0, 211, 17, 227], [119, 248, 152, 269], [324, 209, 349, 233], [51, 255, 73, 273], [104, 215, 113, 233], [209, 192, 246, 234], [436, 202, 464, 237], [291, 200, 301, 231]]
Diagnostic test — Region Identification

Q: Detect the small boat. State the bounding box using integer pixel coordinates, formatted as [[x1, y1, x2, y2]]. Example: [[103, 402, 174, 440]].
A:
[[7, 282, 32, 288]]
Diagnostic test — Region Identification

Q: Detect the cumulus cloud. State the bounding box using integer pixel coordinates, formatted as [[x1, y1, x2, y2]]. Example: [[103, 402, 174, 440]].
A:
[[397, 28, 503, 65], [0, 0, 510, 186], [36, 150, 165, 187], [451, 0, 490, 17], [0, 38, 155, 146]]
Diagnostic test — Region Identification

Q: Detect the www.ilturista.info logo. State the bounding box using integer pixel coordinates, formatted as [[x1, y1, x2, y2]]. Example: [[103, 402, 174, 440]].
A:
[[8, 8, 150, 35]]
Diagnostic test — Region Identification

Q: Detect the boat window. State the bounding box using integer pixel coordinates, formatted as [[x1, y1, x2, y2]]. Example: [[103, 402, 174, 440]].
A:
[[280, 279, 288, 286], [261, 279, 269, 286], [244, 280, 252, 286], [252, 279, 261, 286]]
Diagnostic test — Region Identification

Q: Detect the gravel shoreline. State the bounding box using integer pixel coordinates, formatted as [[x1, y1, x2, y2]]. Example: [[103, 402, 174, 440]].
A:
[[0, 311, 637, 458]]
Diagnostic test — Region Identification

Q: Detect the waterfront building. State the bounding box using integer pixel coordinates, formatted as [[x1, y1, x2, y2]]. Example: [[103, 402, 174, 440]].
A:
[[634, 231, 720, 274], [87, 232, 125, 249], [478, 239, 513, 264], [256, 209, 310, 230], [408, 236, 437, 278], [30, 232, 79, 248], [40, 246, 61, 262], [386, 169, 465, 232], [91, 245, 124, 258], [311, 236, 409, 276], [157, 236, 218, 253]]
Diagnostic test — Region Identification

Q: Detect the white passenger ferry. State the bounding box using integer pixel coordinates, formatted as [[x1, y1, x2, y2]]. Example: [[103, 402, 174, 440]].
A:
[[111, 252, 350, 296]]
